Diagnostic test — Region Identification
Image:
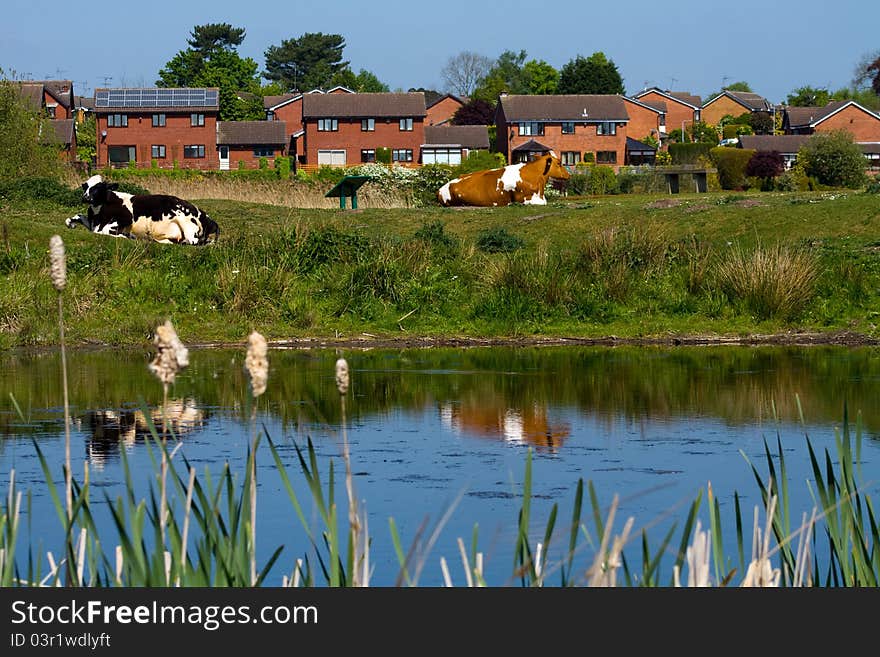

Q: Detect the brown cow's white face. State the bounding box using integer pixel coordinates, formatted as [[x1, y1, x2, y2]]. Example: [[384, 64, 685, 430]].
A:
[[545, 154, 571, 180]]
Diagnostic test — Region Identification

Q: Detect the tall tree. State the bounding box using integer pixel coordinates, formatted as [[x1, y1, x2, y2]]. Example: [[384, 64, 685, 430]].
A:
[[706, 80, 754, 102], [473, 50, 529, 101], [264, 33, 348, 91], [786, 86, 831, 107], [328, 68, 389, 92], [557, 52, 624, 95], [410, 87, 444, 106], [523, 59, 559, 95], [156, 23, 263, 121], [451, 98, 495, 125], [852, 49, 880, 91], [441, 51, 492, 97]]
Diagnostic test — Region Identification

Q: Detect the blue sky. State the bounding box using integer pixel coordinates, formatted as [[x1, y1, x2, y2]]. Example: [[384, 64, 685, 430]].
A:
[[1, 0, 876, 103]]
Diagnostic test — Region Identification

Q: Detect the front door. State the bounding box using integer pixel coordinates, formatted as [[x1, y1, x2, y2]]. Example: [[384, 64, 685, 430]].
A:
[[219, 145, 230, 171]]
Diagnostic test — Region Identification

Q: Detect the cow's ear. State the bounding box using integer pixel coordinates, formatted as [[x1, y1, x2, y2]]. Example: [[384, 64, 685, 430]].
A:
[[107, 183, 119, 191], [543, 157, 552, 175]]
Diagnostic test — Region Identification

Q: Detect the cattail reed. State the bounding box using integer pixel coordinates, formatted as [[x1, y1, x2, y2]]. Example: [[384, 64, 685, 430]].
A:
[[49, 235, 73, 583], [335, 356, 362, 585], [245, 331, 269, 586], [148, 319, 188, 557]]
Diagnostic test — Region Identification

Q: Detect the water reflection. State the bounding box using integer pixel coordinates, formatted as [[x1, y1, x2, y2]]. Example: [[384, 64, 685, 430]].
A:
[[80, 399, 207, 468], [441, 401, 570, 452]]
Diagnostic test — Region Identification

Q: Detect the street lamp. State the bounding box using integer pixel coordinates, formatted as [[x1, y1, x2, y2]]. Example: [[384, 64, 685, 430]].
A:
[[681, 119, 693, 143]]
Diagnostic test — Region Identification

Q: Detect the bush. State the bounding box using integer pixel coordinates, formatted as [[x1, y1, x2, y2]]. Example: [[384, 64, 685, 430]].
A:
[[746, 151, 784, 190], [775, 165, 811, 192], [277, 156, 291, 179], [0, 79, 61, 181], [0, 177, 80, 206], [866, 174, 880, 194], [411, 163, 456, 207], [722, 124, 753, 139], [456, 150, 505, 175], [476, 226, 525, 253], [589, 165, 618, 195], [413, 220, 458, 250], [797, 130, 869, 189], [669, 143, 714, 165], [710, 147, 755, 190]]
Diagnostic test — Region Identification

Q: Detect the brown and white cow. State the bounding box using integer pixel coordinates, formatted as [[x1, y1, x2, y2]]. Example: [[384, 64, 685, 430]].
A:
[[65, 175, 219, 245], [437, 152, 571, 207]]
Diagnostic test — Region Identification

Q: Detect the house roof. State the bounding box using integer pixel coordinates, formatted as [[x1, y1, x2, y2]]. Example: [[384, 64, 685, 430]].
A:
[[94, 87, 220, 112], [706, 90, 772, 112], [302, 92, 426, 118], [426, 93, 465, 110], [39, 119, 74, 146], [626, 136, 657, 152], [499, 94, 629, 122], [31, 80, 73, 109], [633, 87, 701, 109], [785, 100, 879, 128], [264, 93, 301, 110], [738, 134, 810, 154], [16, 83, 44, 111], [424, 125, 489, 149], [217, 121, 288, 145], [512, 139, 552, 152], [75, 95, 94, 111]]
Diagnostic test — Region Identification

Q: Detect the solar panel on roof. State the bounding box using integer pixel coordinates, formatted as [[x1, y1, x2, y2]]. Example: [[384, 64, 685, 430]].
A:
[[94, 88, 218, 108]]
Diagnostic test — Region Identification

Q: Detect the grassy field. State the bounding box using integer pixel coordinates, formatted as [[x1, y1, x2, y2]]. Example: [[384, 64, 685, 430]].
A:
[[1, 186, 880, 349]]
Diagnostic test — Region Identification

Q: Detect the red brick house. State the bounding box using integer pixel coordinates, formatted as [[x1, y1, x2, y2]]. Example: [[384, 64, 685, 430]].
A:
[[422, 125, 489, 164], [783, 100, 880, 141], [426, 94, 466, 126], [495, 94, 629, 168], [16, 80, 77, 161], [621, 96, 663, 145], [265, 88, 356, 163], [301, 92, 426, 166], [94, 87, 220, 169], [632, 87, 701, 137], [217, 121, 288, 169], [701, 90, 772, 126]]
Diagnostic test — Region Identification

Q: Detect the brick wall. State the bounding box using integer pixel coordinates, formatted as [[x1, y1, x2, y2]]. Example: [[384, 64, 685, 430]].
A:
[[426, 97, 463, 125], [270, 98, 303, 142], [815, 105, 880, 142], [622, 98, 661, 143], [96, 111, 219, 169], [637, 91, 698, 136], [224, 144, 287, 169], [303, 117, 425, 165], [701, 95, 750, 126], [499, 120, 628, 168]]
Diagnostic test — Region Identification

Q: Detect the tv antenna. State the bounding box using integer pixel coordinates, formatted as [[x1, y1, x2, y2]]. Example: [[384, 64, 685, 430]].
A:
[[669, 76, 677, 90]]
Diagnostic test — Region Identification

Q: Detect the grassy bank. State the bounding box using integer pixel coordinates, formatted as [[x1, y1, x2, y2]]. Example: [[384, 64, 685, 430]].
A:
[[1, 186, 880, 349]]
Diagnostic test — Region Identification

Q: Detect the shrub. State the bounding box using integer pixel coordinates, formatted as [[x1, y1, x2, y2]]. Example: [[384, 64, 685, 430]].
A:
[[411, 163, 456, 207], [714, 242, 820, 320], [669, 143, 714, 165], [456, 150, 505, 175], [115, 181, 152, 196], [277, 156, 291, 179], [589, 165, 618, 195], [376, 147, 392, 164], [566, 173, 589, 196], [0, 79, 61, 181], [413, 220, 458, 250], [797, 130, 869, 189], [710, 147, 755, 190], [259, 157, 268, 170], [476, 226, 525, 253], [0, 177, 80, 206], [746, 151, 784, 190], [866, 174, 880, 194], [722, 124, 753, 139], [775, 165, 811, 192]]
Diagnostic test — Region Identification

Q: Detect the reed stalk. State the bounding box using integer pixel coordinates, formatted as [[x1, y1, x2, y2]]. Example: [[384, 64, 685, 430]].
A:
[[245, 331, 268, 586]]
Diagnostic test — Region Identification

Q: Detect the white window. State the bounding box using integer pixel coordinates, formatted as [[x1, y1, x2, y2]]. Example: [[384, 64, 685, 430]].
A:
[[399, 118, 413, 131], [392, 149, 413, 162], [107, 114, 127, 127], [190, 113, 205, 127], [422, 148, 462, 165], [361, 118, 375, 131], [152, 113, 166, 127], [151, 145, 166, 159], [317, 149, 346, 166], [253, 147, 275, 157], [518, 122, 543, 136], [318, 118, 338, 131], [184, 144, 205, 158], [561, 122, 575, 134], [561, 151, 580, 166], [597, 122, 617, 136]]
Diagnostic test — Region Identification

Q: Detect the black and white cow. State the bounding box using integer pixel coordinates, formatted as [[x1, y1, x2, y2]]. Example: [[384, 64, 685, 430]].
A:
[[65, 175, 220, 245]]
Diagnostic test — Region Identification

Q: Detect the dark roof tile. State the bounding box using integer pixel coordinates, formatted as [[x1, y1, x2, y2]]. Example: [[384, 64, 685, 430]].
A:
[[217, 121, 288, 145], [499, 94, 629, 122], [423, 125, 489, 149], [303, 92, 426, 118]]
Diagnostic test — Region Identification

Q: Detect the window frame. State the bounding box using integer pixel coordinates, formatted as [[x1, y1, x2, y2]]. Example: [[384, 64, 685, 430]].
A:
[[190, 113, 205, 127], [152, 113, 166, 127], [317, 118, 339, 132], [107, 113, 128, 127], [392, 149, 413, 162], [399, 117, 413, 131], [253, 147, 275, 158], [518, 121, 544, 136], [596, 121, 617, 136], [361, 118, 375, 132], [361, 149, 376, 163], [596, 150, 617, 164], [151, 144, 166, 159], [561, 151, 580, 166], [183, 144, 206, 159], [561, 121, 575, 134]]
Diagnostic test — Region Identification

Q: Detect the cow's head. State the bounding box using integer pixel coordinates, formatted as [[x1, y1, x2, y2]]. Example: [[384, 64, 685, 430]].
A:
[[81, 175, 119, 205], [543, 152, 570, 181]]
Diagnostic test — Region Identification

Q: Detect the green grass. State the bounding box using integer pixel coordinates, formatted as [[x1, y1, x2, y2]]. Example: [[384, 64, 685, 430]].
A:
[[2, 188, 880, 349]]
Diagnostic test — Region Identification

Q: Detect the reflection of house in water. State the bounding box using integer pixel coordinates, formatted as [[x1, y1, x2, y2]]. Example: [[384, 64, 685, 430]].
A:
[[440, 402, 570, 452], [81, 399, 207, 468]]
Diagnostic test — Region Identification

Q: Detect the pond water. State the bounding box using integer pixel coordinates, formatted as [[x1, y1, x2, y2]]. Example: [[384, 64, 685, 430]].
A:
[[1, 344, 879, 586]]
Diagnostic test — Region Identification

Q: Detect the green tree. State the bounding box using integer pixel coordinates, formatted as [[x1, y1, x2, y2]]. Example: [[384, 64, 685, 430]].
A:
[[831, 86, 880, 111], [797, 130, 868, 188], [0, 76, 60, 180], [786, 86, 831, 107], [473, 50, 529, 101], [157, 23, 263, 121], [328, 68, 389, 92], [523, 59, 559, 95], [706, 80, 753, 102], [264, 32, 349, 91], [557, 52, 625, 95], [76, 113, 96, 163]]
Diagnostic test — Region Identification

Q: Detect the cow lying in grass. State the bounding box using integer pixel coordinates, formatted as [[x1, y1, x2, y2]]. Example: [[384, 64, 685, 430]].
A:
[[437, 152, 571, 207], [65, 175, 219, 244]]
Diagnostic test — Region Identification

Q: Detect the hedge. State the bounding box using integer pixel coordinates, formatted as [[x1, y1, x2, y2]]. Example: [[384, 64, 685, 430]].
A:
[[710, 147, 756, 190], [669, 143, 714, 165]]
